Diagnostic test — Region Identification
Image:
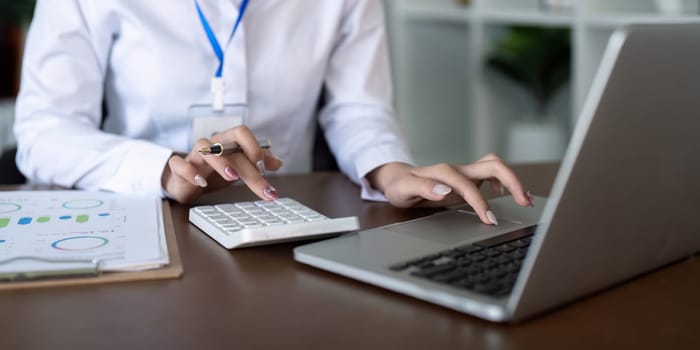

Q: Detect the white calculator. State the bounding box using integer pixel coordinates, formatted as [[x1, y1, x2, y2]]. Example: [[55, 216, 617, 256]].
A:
[[189, 198, 359, 249]]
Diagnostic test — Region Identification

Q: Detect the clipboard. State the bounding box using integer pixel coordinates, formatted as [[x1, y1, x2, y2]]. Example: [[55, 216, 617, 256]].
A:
[[0, 201, 183, 291]]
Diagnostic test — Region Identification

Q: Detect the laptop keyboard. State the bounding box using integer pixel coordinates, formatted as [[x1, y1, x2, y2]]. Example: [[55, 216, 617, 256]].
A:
[[388, 226, 535, 298]]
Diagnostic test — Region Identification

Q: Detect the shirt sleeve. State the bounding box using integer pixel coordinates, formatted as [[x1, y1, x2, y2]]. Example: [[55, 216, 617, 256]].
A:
[[13, 0, 172, 197], [319, 0, 415, 201]]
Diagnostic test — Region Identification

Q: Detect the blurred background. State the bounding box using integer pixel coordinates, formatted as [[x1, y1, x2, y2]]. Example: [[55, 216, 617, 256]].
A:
[[0, 0, 34, 153], [385, 0, 700, 165], [1, 0, 698, 172]]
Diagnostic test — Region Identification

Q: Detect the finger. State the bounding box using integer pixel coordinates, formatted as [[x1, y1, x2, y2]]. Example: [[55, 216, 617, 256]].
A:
[[193, 135, 278, 200], [228, 152, 280, 201], [163, 155, 207, 204], [191, 138, 240, 182], [211, 126, 265, 175], [476, 154, 504, 194], [411, 163, 496, 225], [477, 152, 502, 163], [168, 155, 208, 188], [477, 154, 508, 195], [263, 149, 283, 171], [459, 158, 531, 207], [490, 178, 504, 195], [387, 175, 454, 208]]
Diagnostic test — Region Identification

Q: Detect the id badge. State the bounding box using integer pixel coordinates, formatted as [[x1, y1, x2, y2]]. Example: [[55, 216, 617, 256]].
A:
[[188, 104, 248, 146]]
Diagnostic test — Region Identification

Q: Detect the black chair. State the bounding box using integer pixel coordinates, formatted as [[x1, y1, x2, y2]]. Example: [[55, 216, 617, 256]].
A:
[[311, 122, 339, 172], [310, 88, 339, 172], [0, 146, 25, 184]]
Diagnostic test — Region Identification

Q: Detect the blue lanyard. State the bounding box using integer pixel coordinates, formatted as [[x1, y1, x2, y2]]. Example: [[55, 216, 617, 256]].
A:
[[195, 0, 249, 78]]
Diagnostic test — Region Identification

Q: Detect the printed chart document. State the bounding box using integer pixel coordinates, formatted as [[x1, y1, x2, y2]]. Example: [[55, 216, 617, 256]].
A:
[[0, 191, 169, 279]]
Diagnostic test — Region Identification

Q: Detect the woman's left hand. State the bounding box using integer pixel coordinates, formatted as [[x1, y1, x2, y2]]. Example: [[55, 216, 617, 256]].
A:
[[368, 154, 533, 225]]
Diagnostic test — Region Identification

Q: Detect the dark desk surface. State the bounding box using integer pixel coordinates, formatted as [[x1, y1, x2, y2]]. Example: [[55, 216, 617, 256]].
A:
[[2, 163, 699, 349]]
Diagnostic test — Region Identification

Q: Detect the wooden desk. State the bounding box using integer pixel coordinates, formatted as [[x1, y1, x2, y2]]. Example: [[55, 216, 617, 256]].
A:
[[2, 163, 699, 349]]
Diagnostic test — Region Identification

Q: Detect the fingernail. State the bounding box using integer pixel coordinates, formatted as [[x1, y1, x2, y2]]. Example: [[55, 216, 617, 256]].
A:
[[432, 183, 452, 196], [224, 166, 239, 180], [263, 186, 279, 200], [486, 210, 499, 226], [525, 191, 535, 208], [194, 175, 208, 188], [256, 160, 265, 176], [271, 155, 284, 166]]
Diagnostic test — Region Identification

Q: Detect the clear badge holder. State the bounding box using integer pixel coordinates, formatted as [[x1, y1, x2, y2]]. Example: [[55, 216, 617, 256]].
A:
[[188, 103, 248, 147]]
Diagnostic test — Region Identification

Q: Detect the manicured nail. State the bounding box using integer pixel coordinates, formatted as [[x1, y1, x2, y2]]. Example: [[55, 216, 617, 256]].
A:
[[256, 160, 265, 176], [224, 166, 239, 180], [432, 183, 452, 196], [194, 175, 208, 188], [525, 191, 535, 208], [263, 186, 279, 200], [486, 210, 499, 226]]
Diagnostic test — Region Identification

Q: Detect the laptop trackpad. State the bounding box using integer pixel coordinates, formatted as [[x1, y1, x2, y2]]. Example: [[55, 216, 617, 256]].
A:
[[384, 209, 525, 245]]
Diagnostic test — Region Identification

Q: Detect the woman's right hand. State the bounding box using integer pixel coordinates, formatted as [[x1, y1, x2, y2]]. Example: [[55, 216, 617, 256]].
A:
[[161, 125, 283, 204]]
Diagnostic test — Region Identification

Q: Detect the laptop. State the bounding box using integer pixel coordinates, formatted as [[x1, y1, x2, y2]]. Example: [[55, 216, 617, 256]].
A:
[[294, 22, 700, 322]]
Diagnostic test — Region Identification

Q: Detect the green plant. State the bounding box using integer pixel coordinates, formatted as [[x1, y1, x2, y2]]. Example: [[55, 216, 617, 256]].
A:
[[0, 0, 36, 26], [486, 25, 571, 117]]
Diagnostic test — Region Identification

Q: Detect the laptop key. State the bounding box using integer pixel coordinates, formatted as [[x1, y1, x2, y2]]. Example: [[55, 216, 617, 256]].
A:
[[512, 239, 530, 248], [481, 259, 499, 270], [469, 253, 487, 262], [431, 267, 472, 283], [492, 283, 514, 297], [455, 258, 472, 267], [453, 278, 476, 290], [411, 262, 457, 278], [504, 273, 519, 285], [490, 266, 508, 278], [483, 248, 503, 257], [494, 255, 513, 265], [473, 282, 500, 294], [442, 250, 466, 259], [418, 262, 435, 270], [473, 272, 492, 284], [503, 262, 521, 273], [499, 243, 518, 253], [388, 262, 411, 271], [404, 257, 429, 266]]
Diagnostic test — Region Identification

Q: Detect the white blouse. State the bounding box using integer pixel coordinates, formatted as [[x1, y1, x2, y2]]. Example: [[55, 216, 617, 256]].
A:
[[14, 0, 413, 199]]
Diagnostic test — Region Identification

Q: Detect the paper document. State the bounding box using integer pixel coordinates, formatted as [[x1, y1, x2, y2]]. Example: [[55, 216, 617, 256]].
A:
[[0, 191, 169, 278]]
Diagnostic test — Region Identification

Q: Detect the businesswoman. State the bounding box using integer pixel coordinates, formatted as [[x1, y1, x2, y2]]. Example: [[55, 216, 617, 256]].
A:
[[14, 0, 532, 225]]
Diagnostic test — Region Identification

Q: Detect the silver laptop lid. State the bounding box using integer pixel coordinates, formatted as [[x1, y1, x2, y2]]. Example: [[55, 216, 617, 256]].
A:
[[509, 22, 700, 321]]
